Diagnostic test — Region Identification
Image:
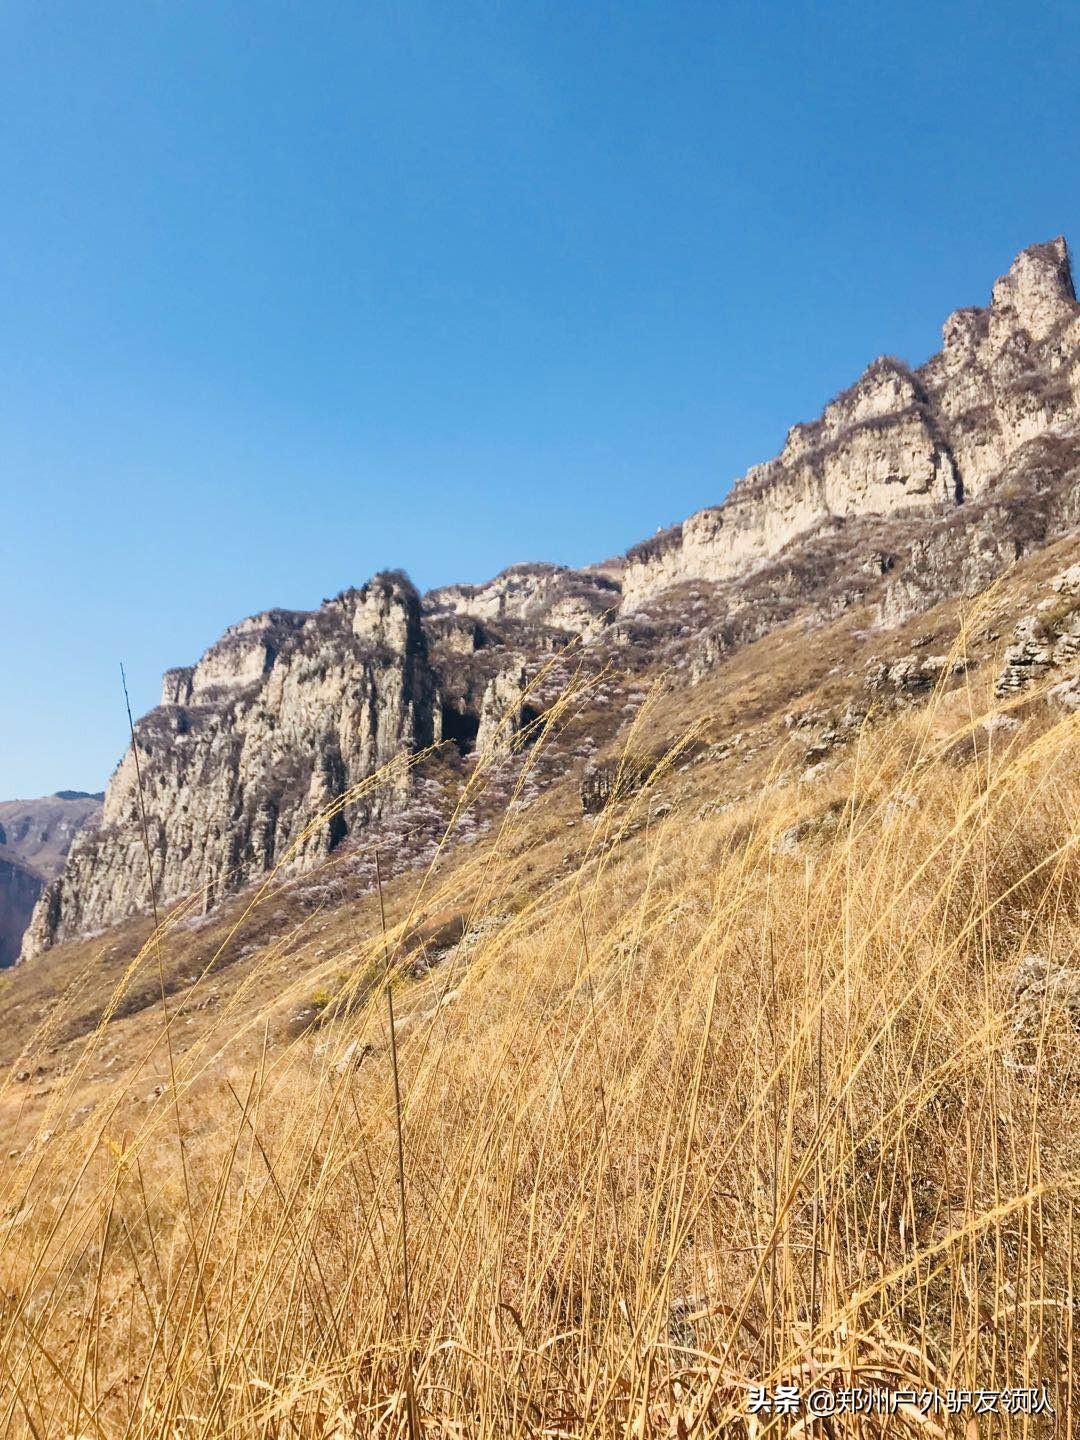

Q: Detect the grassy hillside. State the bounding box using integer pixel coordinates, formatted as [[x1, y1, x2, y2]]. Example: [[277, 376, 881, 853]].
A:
[[0, 547, 1077, 1437]]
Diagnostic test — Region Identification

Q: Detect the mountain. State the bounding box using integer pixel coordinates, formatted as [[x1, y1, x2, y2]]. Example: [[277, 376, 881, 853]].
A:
[[3, 242, 1080, 1432], [621, 237, 1079, 603], [0, 793, 102, 966], [20, 238, 1080, 962]]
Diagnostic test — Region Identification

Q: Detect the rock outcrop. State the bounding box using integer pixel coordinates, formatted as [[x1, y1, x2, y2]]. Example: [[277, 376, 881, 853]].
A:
[[995, 563, 1080, 704], [21, 570, 605, 958], [22, 575, 447, 956], [622, 238, 1079, 606], [21, 240, 1080, 959], [580, 753, 664, 815], [426, 563, 620, 635]]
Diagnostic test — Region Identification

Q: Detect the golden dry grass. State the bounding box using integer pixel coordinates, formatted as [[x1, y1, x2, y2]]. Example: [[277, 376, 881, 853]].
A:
[[0, 673, 1077, 1437]]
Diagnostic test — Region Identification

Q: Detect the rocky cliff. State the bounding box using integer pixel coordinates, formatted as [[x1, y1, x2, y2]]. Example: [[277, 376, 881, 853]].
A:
[[24, 576, 441, 954], [621, 237, 1079, 605], [20, 572, 583, 956], [22, 239, 1080, 958]]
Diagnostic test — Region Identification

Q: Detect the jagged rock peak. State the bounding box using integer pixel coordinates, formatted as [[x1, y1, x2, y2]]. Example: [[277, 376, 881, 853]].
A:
[[159, 577, 428, 709], [160, 609, 307, 706], [621, 238, 1079, 606], [988, 236, 1076, 340], [339, 570, 427, 650]]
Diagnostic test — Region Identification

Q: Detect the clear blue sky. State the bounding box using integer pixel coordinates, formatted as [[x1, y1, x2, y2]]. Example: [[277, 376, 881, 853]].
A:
[[3, 1, 1079, 798]]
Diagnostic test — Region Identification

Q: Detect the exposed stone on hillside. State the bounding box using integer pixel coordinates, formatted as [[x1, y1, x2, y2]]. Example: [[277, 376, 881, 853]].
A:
[[580, 753, 664, 815], [23, 576, 443, 956], [995, 563, 1080, 700], [20, 239, 1080, 960], [865, 653, 967, 699], [774, 800, 845, 856], [784, 706, 867, 765], [622, 239, 1080, 606]]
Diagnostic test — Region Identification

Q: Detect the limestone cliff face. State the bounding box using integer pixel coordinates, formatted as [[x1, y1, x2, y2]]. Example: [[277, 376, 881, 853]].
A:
[[622, 239, 1079, 606], [21, 563, 618, 957], [21, 239, 1080, 959], [426, 563, 620, 635], [22, 575, 442, 956]]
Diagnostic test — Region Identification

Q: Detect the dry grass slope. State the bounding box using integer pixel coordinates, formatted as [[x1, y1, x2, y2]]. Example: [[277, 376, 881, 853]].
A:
[[0, 659, 1077, 1437]]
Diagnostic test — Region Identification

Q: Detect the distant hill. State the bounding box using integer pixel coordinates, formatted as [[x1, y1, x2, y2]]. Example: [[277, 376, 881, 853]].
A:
[[0, 793, 102, 966]]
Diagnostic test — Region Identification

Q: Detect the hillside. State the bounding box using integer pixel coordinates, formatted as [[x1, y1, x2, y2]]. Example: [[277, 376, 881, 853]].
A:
[[0, 239, 1077, 1436], [0, 534, 1077, 1435]]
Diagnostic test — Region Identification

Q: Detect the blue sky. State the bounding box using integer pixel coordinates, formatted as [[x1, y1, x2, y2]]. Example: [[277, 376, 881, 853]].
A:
[[3, 1, 1079, 798]]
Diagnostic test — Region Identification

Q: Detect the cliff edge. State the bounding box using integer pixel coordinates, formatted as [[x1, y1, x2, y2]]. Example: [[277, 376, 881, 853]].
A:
[[21, 240, 1080, 959]]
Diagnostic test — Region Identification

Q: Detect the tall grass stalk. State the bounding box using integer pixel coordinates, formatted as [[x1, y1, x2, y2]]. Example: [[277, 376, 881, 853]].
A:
[[0, 677, 1076, 1437]]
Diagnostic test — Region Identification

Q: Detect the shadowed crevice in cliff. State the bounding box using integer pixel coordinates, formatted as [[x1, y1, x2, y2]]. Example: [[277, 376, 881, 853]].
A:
[[439, 702, 481, 756]]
